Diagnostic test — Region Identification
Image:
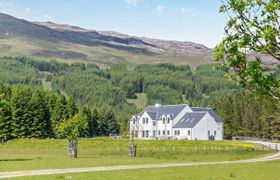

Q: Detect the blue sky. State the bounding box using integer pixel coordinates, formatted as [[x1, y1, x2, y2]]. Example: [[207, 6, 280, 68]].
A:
[[0, 0, 228, 48]]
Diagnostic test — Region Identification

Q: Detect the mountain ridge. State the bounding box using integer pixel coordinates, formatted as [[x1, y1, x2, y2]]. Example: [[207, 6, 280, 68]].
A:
[[0, 12, 213, 67]]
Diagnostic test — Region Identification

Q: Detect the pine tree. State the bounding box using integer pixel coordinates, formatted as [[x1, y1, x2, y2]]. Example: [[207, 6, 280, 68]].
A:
[[97, 110, 108, 136], [10, 86, 33, 138], [0, 99, 13, 142], [68, 97, 78, 118], [51, 95, 69, 137], [30, 90, 51, 138], [80, 105, 92, 137], [88, 108, 99, 137], [106, 110, 119, 135]]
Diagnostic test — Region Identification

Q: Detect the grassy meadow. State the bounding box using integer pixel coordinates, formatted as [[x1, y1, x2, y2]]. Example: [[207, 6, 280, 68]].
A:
[[0, 138, 274, 172], [15, 160, 280, 180]]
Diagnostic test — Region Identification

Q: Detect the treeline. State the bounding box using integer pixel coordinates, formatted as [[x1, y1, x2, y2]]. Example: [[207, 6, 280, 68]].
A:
[[0, 83, 119, 141], [214, 92, 280, 139], [0, 56, 279, 140]]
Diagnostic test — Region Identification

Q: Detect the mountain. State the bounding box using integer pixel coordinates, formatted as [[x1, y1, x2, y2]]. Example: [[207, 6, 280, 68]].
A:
[[0, 13, 214, 67]]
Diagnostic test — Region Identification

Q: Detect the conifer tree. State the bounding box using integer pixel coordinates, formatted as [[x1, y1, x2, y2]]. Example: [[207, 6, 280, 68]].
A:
[[68, 97, 78, 118], [51, 95, 69, 137], [0, 99, 13, 142], [30, 89, 51, 138], [10, 86, 33, 138]]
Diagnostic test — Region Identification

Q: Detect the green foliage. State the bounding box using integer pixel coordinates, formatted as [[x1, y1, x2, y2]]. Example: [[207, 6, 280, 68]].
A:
[[0, 56, 279, 139], [0, 57, 40, 86], [146, 85, 183, 105], [214, 0, 280, 99], [30, 89, 52, 138], [10, 86, 33, 138], [58, 112, 88, 140], [0, 99, 12, 141], [214, 92, 279, 139]]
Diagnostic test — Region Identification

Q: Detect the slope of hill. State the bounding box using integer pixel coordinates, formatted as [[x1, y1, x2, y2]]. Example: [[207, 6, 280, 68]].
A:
[[0, 13, 213, 67]]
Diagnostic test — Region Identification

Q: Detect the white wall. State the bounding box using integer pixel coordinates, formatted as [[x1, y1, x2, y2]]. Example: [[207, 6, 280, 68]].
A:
[[173, 128, 192, 140], [192, 113, 223, 140]]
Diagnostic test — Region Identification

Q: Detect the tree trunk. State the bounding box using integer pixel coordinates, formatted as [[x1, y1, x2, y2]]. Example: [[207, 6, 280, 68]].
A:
[[68, 139, 78, 158]]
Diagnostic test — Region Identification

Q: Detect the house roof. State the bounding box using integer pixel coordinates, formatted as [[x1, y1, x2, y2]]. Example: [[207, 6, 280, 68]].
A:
[[138, 104, 187, 120], [191, 107, 223, 124], [146, 111, 158, 120], [173, 112, 207, 128]]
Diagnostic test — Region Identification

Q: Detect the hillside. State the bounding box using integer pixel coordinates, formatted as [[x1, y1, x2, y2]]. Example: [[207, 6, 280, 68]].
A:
[[0, 13, 213, 67]]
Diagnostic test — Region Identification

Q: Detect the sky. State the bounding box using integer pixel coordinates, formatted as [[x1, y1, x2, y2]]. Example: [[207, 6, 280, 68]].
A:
[[0, 0, 228, 48]]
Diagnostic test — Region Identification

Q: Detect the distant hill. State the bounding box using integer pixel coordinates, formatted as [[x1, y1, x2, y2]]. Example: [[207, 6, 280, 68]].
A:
[[0, 13, 213, 67]]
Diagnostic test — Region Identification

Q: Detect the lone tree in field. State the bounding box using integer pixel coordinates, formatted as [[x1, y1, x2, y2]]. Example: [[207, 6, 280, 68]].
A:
[[214, 0, 280, 99], [58, 112, 87, 158]]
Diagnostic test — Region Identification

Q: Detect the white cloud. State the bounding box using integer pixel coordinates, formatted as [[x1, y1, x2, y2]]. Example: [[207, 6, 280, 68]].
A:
[[126, 0, 138, 6], [155, 5, 166, 13]]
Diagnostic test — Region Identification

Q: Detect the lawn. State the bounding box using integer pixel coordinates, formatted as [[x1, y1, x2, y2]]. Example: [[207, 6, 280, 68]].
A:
[[0, 138, 273, 172], [16, 160, 280, 180]]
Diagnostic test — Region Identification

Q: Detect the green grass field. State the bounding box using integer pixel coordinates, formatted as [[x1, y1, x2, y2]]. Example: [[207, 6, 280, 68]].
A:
[[15, 160, 280, 180], [127, 93, 148, 109], [0, 138, 273, 172]]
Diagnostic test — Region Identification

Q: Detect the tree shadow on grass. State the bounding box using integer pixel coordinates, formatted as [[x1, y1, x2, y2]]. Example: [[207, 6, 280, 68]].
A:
[[0, 159, 33, 162]]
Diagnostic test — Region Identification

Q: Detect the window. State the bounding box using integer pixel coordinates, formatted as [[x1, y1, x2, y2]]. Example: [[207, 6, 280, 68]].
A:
[[142, 118, 145, 124], [146, 118, 148, 124], [146, 130, 149, 138], [174, 130, 180, 136], [142, 131, 145, 138], [188, 130, 191, 136], [163, 131, 165, 135], [163, 118, 165, 124], [214, 131, 216, 136], [158, 130, 161, 135], [167, 130, 170, 135], [133, 119, 135, 124], [167, 117, 170, 124]]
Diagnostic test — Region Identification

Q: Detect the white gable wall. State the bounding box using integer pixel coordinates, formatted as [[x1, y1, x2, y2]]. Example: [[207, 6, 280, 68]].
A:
[[192, 113, 223, 140], [137, 111, 155, 139]]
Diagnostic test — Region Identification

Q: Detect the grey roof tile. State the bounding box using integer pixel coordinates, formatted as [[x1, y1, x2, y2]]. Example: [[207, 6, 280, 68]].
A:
[[138, 104, 187, 120], [191, 107, 223, 124], [173, 112, 206, 128]]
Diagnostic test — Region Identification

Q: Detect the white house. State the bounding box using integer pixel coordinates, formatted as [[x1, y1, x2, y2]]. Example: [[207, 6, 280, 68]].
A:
[[130, 103, 223, 140]]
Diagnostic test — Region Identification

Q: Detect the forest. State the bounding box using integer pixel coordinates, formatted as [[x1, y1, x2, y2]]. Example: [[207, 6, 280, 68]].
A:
[[0, 56, 279, 140]]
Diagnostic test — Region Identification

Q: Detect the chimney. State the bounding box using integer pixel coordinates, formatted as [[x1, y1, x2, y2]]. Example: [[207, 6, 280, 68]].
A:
[[155, 101, 161, 107]]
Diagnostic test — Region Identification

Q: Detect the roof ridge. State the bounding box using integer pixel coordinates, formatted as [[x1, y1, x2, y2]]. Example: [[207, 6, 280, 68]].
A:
[[191, 107, 212, 109]]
